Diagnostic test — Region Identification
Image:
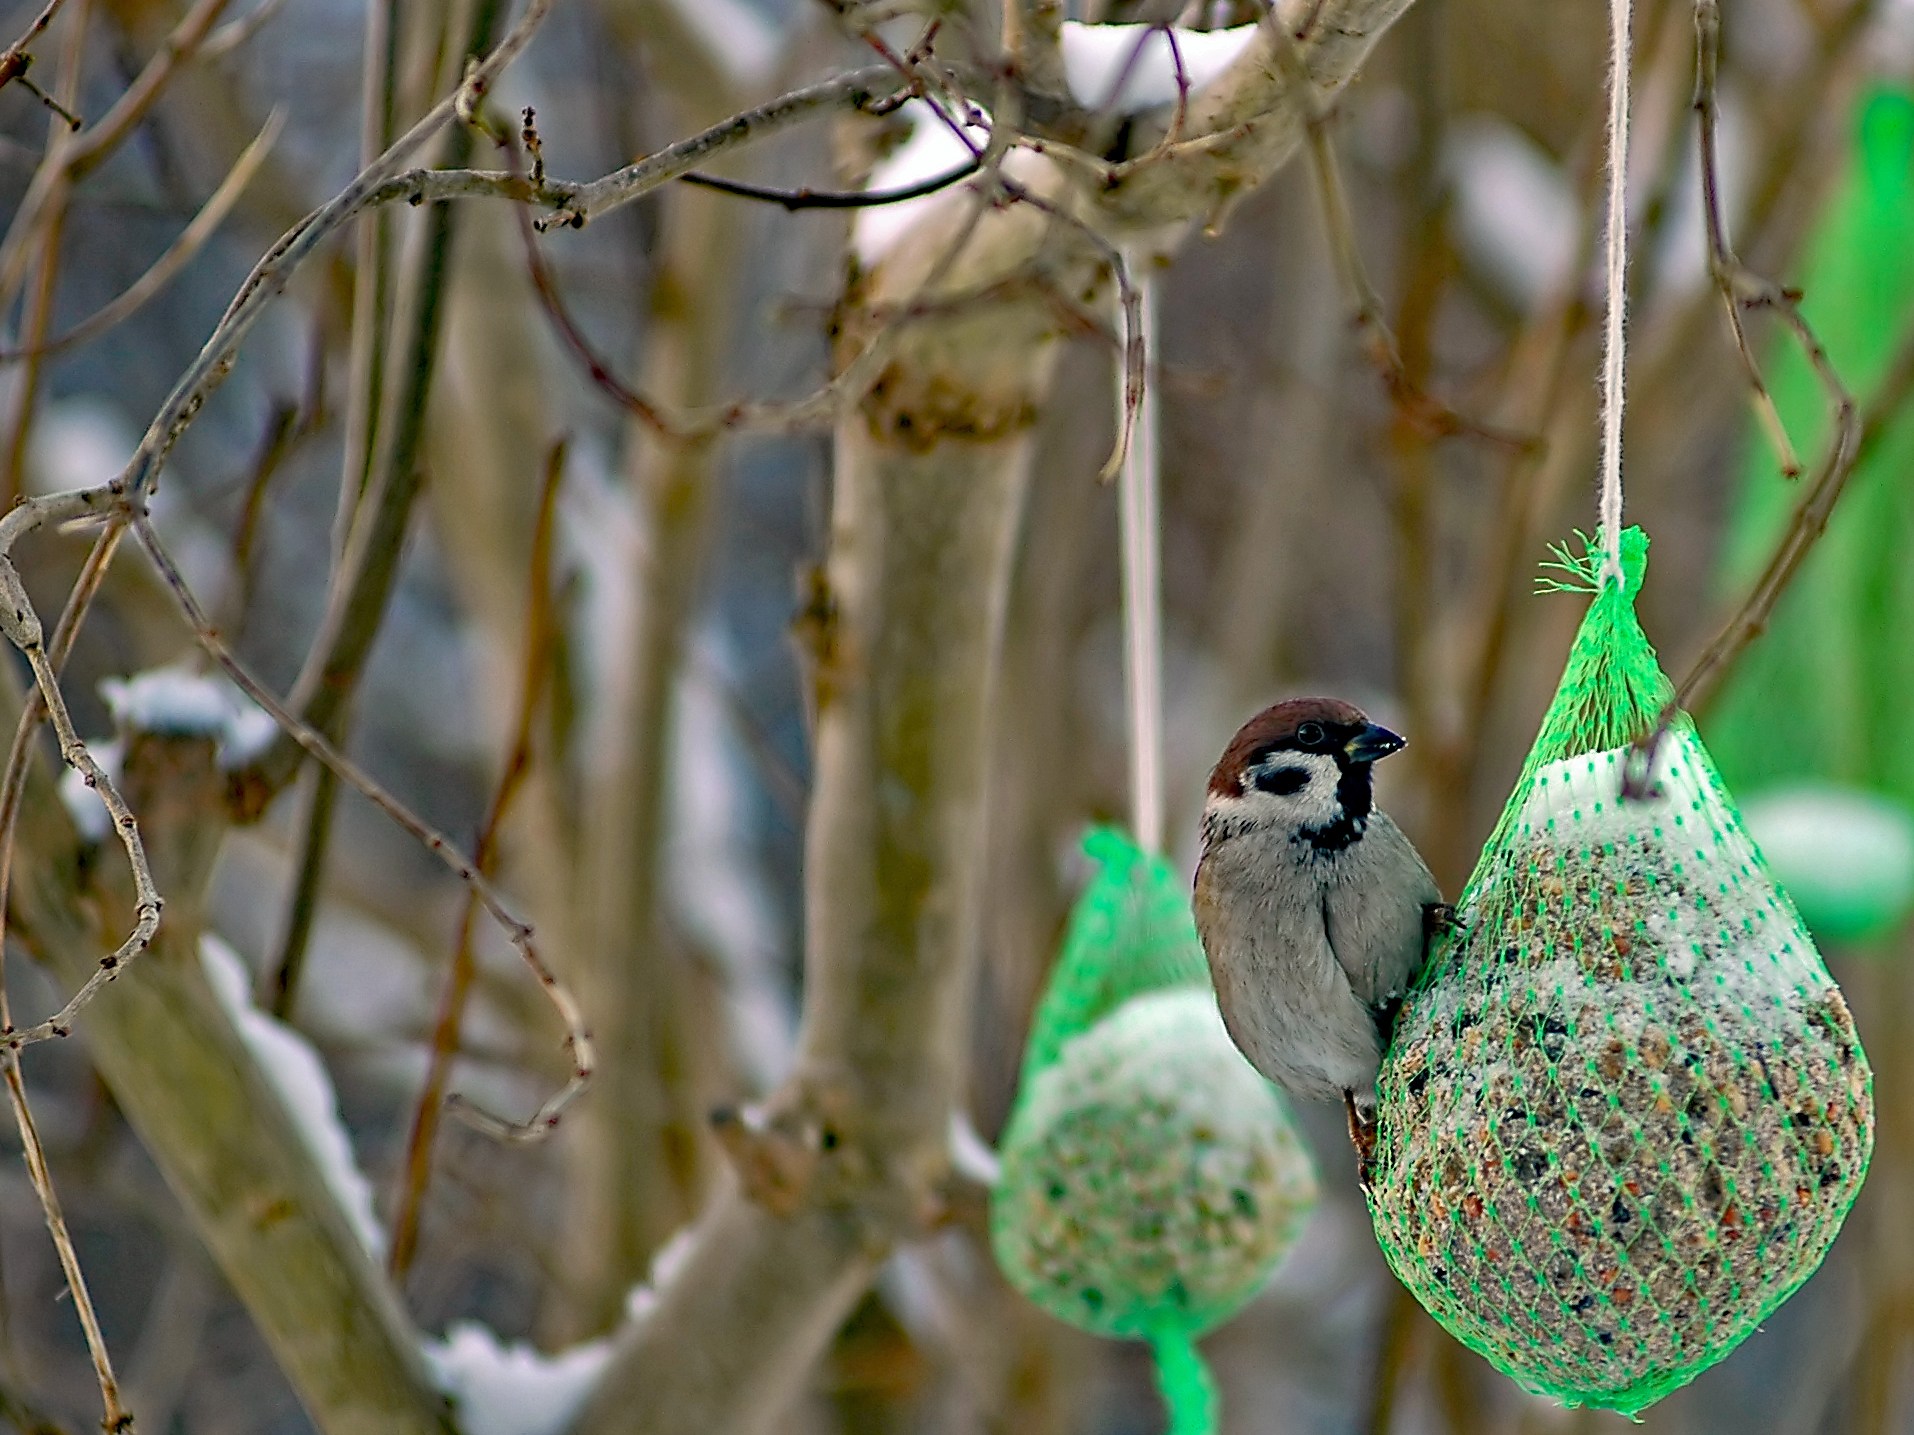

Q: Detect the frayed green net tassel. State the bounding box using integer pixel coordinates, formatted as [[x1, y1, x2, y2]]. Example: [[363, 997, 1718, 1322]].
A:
[[1367, 529, 1874, 1415], [992, 828, 1319, 1434]]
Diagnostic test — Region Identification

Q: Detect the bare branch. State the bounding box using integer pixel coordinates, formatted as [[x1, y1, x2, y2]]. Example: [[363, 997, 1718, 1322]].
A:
[[129, 514, 595, 1141], [1695, 0, 1801, 478], [389, 440, 566, 1275], [678, 155, 981, 210], [0, 652, 457, 1432], [1671, 0, 1862, 717], [199, 0, 291, 59], [114, 0, 566, 506], [0, 1061, 132, 1429], [1003, 0, 1066, 96], [0, 107, 283, 364], [1000, 177, 1146, 482], [0, 492, 163, 1052], [0, 0, 237, 315], [0, 524, 134, 1435], [0, 0, 75, 117]]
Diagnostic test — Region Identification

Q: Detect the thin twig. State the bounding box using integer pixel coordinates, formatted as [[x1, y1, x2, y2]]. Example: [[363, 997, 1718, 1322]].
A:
[[511, 138, 685, 437], [1667, 0, 1861, 718], [0, 494, 163, 1052], [253, 12, 494, 803], [0, 0, 75, 121], [1673, 351, 1860, 718], [1094, 22, 1171, 117], [108, 53, 900, 524], [199, 0, 291, 59], [1278, 18, 1535, 452], [514, 104, 1011, 443], [264, 764, 335, 1019], [6, 640, 163, 1048], [389, 440, 565, 1276], [111, 0, 565, 507], [334, 0, 395, 571], [0, 0, 85, 507], [129, 513, 594, 1141], [0, 1063, 131, 1429], [678, 155, 980, 210], [1695, 0, 1801, 478], [0, 523, 127, 1435], [848, 22, 983, 160], [997, 177, 1145, 482], [0, 0, 236, 317], [0, 108, 284, 365], [1076, 22, 1196, 177], [554, 66, 908, 223]]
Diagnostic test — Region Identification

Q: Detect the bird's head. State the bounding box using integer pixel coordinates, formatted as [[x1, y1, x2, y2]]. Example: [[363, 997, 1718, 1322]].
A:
[[1202, 697, 1406, 852]]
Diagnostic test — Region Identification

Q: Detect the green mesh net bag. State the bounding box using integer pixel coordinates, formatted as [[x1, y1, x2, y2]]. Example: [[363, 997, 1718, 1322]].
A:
[[992, 827, 1319, 1434], [1366, 529, 1874, 1414]]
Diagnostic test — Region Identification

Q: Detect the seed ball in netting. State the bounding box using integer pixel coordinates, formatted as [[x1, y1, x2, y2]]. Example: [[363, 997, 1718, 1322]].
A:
[[992, 988, 1319, 1340], [1369, 732, 1873, 1412]]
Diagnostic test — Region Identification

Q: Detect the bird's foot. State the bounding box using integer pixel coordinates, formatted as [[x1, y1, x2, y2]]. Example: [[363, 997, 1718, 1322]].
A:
[[1344, 1090, 1379, 1195], [1421, 902, 1462, 962]]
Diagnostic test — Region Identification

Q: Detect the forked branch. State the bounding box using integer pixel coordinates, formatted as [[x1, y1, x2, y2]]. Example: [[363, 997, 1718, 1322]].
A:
[[1672, 0, 1861, 718]]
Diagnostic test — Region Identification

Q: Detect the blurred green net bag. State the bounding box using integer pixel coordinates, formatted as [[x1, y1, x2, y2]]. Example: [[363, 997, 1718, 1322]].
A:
[[992, 827, 1318, 1435], [1366, 530, 1873, 1414]]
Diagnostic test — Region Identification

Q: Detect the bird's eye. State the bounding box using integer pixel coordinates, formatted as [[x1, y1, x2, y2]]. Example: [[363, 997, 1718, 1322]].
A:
[[1296, 721, 1326, 749], [1256, 766, 1309, 796]]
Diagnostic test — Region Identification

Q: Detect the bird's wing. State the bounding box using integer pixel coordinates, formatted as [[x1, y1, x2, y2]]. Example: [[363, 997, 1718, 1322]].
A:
[[1322, 814, 1443, 1008], [1197, 845, 1383, 1104]]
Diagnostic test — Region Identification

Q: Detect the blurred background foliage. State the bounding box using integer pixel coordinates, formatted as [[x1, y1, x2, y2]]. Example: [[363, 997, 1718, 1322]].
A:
[[1, 0, 1913, 1430]]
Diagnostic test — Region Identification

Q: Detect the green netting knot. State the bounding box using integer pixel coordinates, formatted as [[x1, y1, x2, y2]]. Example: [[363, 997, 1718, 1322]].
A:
[[1367, 532, 1874, 1415], [992, 828, 1319, 1435]]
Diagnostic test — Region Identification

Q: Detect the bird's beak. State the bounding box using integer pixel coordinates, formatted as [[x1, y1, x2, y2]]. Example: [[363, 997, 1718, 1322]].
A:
[[1344, 723, 1406, 763]]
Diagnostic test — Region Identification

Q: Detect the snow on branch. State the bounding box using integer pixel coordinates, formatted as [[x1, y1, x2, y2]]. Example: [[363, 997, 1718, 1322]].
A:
[[201, 936, 387, 1260], [100, 664, 277, 768], [1059, 21, 1259, 113]]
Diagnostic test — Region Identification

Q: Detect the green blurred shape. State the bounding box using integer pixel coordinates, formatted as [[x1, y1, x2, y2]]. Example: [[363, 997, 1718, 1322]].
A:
[[1709, 88, 1914, 839], [1741, 783, 1914, 943], [991, 828, 1318, 1435]]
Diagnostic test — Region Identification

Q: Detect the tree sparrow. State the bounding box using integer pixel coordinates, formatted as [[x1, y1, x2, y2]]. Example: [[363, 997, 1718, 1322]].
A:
[[1193, 698, 1445, 1169]]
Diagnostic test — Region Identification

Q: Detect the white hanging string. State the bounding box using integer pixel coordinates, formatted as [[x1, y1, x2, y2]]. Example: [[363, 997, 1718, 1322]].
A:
[[1118, 257, 1164, 855], [1598, 0, 1633, 589]]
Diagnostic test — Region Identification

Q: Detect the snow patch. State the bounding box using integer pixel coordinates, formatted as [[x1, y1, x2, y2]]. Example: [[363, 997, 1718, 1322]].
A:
[[25, 397, 133, 496], [1059, 21, 1259, 112], [201, 935, 387, 1259], [670, 648, 794, 1090], [423, 1230, 695, 1434], [423, 1324, 615, 1435], [100, 665, 277, 768], [1446, 116, 1578, 309], [557, 443, 643, 773], [852, 100, 990, 267]]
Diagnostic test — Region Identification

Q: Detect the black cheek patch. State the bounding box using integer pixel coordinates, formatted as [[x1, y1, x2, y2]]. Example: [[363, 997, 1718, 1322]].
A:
[[1256, 766, 1309, 796]]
